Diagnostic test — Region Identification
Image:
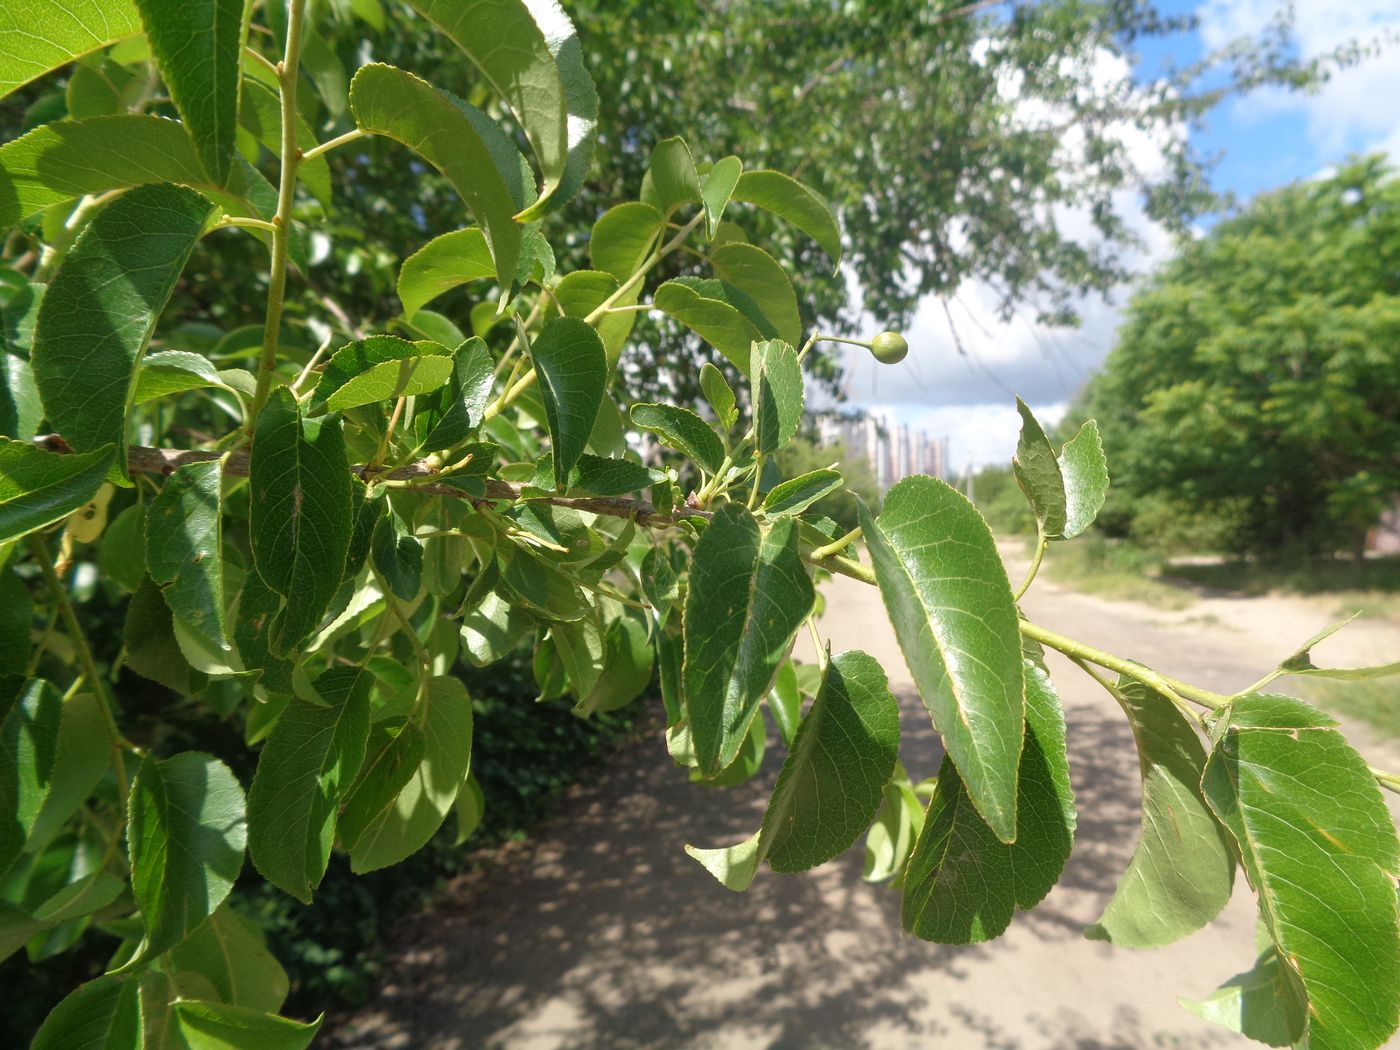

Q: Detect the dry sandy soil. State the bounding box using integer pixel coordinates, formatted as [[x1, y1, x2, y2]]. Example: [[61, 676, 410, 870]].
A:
[[331, 549, 1400, 1050]]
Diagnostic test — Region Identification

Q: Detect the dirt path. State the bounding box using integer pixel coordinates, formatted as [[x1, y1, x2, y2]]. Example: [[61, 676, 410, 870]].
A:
[[332, 559, 1400, 1050]]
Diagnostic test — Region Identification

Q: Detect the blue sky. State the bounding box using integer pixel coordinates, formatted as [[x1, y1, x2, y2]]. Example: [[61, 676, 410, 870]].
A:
[[836, 0, 1400, 473]]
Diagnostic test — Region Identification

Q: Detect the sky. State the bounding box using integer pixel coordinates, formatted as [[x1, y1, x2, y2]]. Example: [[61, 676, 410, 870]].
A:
[[833, 0, 1400, 474]]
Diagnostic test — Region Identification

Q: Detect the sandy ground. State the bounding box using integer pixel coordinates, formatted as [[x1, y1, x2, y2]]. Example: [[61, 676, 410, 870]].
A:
[[331, 549, 1400, 1050]]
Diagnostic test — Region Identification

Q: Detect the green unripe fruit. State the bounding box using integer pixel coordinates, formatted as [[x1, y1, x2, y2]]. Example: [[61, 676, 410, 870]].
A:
[[870, 331, 908, 364]]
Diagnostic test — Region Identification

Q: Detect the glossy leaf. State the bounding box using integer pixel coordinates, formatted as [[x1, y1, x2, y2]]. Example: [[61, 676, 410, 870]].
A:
[[901, 651, 1074, 942], [350, 63, 524, 287], [1058, 418, 1108, 539], [521, 0, 597, 215], [348, 676, 473, 873], [1202, 693, 1400, 1050], [567, 453, 655, 496], [325, 349, 454, 413], [701, 155, 743, 239], [405, 0, 567, 211], [128, 751, 247, 961], [529, 316, 607, 490], [2, 349, 42, 438], [644, 136, 701, 215], [168, 1000, 321, 1050], [1012, 397, 1066, 538], [752, 339, 803, 455], [133, 349, 232, 405], [248, 388, 353, 656], [247, 666, 372, 903], [32, 184, 213, 481], [683, 506, 814, 774], [31, 974, 140, 1050], [0, 1, 142, 98], [711, 242, 801, 347], [134, 0, 250, 182], [731, 169, 841, 268], [0, 678, 62, 873], [1085, 678, 1234, 948], [653, 278, 763, 374], [629, 402, 724, 474], [397, 228, 496, 318], [763, 468, 842, 517], [168, 904, 289, 1013], [145, 460, 228, 651], [859, 476, 1024, 842], [0, 439, 113, 545]]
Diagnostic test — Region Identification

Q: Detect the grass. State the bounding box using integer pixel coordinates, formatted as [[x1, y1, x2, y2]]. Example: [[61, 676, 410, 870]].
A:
[[1039, 536, 1197, 610], [1304, 678, 1400, 742], [1165, 555, 1400, 621]]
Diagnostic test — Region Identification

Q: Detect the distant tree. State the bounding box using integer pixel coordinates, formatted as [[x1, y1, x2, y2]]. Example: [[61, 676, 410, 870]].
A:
[[1085, 156, 1400, 557]]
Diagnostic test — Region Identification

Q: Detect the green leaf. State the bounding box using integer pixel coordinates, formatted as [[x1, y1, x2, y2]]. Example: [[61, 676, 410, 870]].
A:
[[324, 348, 454, 413], [32, 184, 212, 482], [348, 677, 473, 873], [27, 693, 109, 854], [370, 511, 423, 603], [1201, 693, 1400, 1050], [859, 476, 1024, 843], [124, 574, 208, 695], [168, 1000, 321, 1050], [239, 77, 332, 209], [520, 0, 597, 215], [397, 228, 496, 318], [640, 546, 679, 615], [629, 402, 724, 474], [133, 350, 232, 405], [460, 589, 530, 667], [576, 610, 653, 716], [752, 339, 803, 455], [314, 335, 433, 408], [731, 169, 841, 268], [684, 829, 762, 894], [452, 771, 485, 846], [589, 201, 664, 282], [701, 156, 743, 239], [414, 338, 494, 453], [643, 136, 701, 215], [168, 904, 289, 1013], [339, 718, 423, 850], [763, 468, 843, 517], [569, 453, 654, 496], [31, 974, 140, 1050], [684, 506, 814, 775], [652, 279, 763, 375], [0, 439, 113, 545], [1181, 947, 1309, 1048], [0, 565, 31, 679], [711, 243, 801, 347], [230, 572, 294, 693], [134, 0, 250, 183], [1057, 418, 1108, 539], [550, 269, 636, 365], [699, 362, 737, 430], [901, 650, 1074, 942], [0, 678, 62, 873], [404, 0, 567, 212], [145, 460, 228, 651], [247, 666, 371, 903], [249, 388, 353, 656], [1011, 397, 1066, 538], [1085, 678, 1234, 948], [349, 63, 524, 288], [529, 317, 607, 490], [128, 751, 247, 961], [0, 1, 142, 99], [863, 767, 926, 884], [2, 349, 43, 439]]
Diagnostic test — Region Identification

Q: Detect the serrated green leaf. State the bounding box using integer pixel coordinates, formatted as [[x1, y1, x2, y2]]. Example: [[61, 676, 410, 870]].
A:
[[753, 339, 803, 455], [1058, 418, 1108, 539], [529, 316, 607, 491], [643, 136, 701, 215], [629, 402, 724, 473], [550, 269, 637, 365], [1181, 947, 1309, 1048], [326, 351, 454, 413], [405, 0, 566, 212], [133, 349, 232, 405], [0, 439, 114, 545], [247, 666, 371, 903], [145, 460, 228, 651], [653, 278, 763, 375], [134, 0, 250, 183], [1085, 678, 1234, 948], [32, 184, 212, 482], [168, 904, 289, 1013], [901, 651, 1074, 942], [168, 1000, 321, 1050], [26, 693, 109, 854], [413, 338, 494, 453], [701, 156, 742, 239], [348, 676, 472, 873], [231, 571, 294, 693], [640, 546, 678, 615], [589, 201, 664, 282], [711, 242, 801, 347], [128, 751, 247, 962], [249, 388, 353, 656], [370, 511, 423, 602], [1012, 397, 1066, 538], [859, 476, 1024, 842], [731, 169, 841, 269], [350, 63, 524, 288], [571, 453, 654, 496], [699, 362, 737, 431], [31, 973, 140, 1050], [124, 574, 208, 695], [763, 468, 842, 517], [684, 506, 814, 775], [0, 678, 62, 873], [0, 1, 143, 99], [397, 228, 496, 318], [339, 718, 424, 849], [1202, 693, 1400, 1050]]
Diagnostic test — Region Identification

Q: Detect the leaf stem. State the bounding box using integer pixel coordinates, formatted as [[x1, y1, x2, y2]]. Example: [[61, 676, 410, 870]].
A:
[[216, 215, 279, 234], [300, 127, 366, 162], [809, 526, 862, 561], [27, 533, 131, 808], [1013, 529, 1047, 602], [247, 0, 309, 436]]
